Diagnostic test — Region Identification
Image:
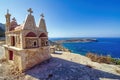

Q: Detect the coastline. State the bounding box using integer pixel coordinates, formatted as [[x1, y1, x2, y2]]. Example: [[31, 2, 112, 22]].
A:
[[50, 40, 120, 65], [0, 40, 120, 79], [59, 38, 120, 58]]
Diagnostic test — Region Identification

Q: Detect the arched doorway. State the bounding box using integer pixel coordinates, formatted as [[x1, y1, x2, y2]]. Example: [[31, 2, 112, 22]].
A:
[[9, 50, 13, 60]]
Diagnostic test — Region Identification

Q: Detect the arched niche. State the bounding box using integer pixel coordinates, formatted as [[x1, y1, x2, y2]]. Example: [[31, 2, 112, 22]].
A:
[[39, 33, 47, 37], [26, 32, 37, 37], [39, 33, 48, 47], [25, 32, 38, 48]]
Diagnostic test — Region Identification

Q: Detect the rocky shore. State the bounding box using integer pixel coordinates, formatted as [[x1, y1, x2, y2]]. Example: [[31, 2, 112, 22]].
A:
[[49, 40, 71, 52]]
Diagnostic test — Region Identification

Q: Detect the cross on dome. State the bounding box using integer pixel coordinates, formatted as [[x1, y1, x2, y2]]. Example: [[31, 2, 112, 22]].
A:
[[12, 17, 16, 21], [6, 9, 11, 16], [40, 13, 44, 18], [27, 8, 33, 15]]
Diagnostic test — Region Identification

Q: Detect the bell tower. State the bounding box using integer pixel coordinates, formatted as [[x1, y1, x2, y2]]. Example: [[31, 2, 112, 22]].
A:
[[5, 9, 11, 31], [39, 13, 47, 32]]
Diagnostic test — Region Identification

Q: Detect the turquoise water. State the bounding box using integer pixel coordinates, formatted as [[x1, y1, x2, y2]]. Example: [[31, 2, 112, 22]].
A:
[[50, 38, 120, 58]]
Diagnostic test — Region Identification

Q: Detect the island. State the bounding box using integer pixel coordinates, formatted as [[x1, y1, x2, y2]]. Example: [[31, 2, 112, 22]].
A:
[[55, 38, 98, 43]]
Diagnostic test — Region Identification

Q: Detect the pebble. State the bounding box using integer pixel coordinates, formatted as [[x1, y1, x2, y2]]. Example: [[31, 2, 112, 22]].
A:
[[70, 69, 76, 72], [57, 64, 62, 67]]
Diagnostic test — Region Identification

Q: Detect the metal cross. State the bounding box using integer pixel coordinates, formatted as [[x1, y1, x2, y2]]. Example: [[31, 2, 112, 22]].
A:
[[12, 17, 16, 21], [28, 8, 33, 15], [40, 13, 44, 18]]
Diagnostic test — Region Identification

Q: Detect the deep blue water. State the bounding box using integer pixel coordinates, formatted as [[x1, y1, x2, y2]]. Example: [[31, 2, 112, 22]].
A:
[[50, 38, 120, 58]]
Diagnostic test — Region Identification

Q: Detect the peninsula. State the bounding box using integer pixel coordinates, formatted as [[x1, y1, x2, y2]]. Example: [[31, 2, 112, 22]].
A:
[[55, 38, 98, 43]]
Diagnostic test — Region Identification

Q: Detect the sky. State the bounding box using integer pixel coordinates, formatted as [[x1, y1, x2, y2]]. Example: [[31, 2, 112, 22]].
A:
[[0, 0, 120, 37]]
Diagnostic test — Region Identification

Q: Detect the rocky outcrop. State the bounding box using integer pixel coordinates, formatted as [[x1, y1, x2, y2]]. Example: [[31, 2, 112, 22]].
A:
[[49, 40, 70, 52]]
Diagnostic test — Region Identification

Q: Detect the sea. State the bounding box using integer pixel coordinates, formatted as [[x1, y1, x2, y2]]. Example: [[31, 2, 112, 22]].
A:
[[50, 37, 120, 58]]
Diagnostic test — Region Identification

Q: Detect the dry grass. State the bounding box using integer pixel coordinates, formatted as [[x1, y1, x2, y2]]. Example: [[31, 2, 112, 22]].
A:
[[116, 69, 120, 74], [86, 53, 111, 64], [0, 62, 25, 80], [3, 64, 25, 80]]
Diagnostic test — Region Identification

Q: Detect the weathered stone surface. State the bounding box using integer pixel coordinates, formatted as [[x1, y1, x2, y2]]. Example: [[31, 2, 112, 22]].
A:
[[24, 53, 120, 80]]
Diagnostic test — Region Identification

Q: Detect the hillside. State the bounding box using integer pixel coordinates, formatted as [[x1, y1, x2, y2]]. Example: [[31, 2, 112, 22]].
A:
[[0, 40, 120, 80], [0, 23, 5, 30], [0, 52, 120, 80], [0, 23, 5, 37]]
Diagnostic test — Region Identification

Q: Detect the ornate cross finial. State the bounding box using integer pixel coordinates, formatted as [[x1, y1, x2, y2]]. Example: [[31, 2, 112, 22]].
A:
[[12, 17, 16, 21], [40, 13, 44, 18], [6, 9, 11, 16], [7, 9, 9, 14], [27, 8, 33, 15]]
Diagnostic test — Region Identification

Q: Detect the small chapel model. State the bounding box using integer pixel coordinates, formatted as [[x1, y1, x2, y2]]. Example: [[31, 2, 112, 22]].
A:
[[3, 8, 51, 71]]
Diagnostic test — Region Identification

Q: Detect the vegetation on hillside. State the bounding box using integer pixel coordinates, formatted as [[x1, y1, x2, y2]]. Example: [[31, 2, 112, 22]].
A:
[[86, 53, 120, 65]]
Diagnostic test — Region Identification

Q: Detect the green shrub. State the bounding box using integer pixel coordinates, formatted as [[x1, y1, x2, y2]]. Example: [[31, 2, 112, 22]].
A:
[[111, 58, 120, 65]]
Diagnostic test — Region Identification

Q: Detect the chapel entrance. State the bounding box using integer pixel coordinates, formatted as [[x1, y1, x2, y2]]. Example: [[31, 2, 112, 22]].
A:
[[9, 50, 13, 60]]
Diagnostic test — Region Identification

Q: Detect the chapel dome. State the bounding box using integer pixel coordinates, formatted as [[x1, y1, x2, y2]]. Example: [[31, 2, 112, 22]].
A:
[[10, 17, 18, 31]]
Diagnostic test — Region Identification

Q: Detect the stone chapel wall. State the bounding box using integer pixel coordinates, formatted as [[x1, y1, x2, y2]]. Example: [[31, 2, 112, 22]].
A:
[[20, 47, 51, 71]]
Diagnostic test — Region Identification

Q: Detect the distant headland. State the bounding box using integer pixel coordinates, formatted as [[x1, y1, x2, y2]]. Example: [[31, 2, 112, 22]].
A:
[[55, 38, 98, 43]]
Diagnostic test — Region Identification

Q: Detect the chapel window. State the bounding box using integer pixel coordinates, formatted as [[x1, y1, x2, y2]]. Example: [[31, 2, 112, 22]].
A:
[[46, 41, 48, 46], [34, 41, 37, 47]]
